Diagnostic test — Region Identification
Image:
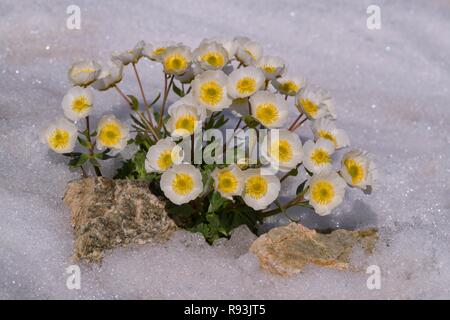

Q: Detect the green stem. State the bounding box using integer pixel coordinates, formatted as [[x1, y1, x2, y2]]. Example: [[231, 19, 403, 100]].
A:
[[158, 74, 174, 130], [85, 116, 102, 177], [288, 113, 304, 131], [291, 117, 308, 132], [114, 85, 160, 140], [257, 190, 310, 220]]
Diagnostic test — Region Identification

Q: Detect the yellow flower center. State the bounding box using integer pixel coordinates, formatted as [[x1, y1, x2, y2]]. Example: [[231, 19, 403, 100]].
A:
[[73, 68, 95, 76], [217, 171, 238, 194], [270, 139, 293, 162], [311, 180, 335, 205], [245, 175, 268, 199], [49, 129, 70, 150], [71, 95, 91, 114], [318, 130, 337, 146], [172, 173, 194, 195], [154, 47, 166, 56], [157, 149, 174, 171], [164, 54, 188, 73], [280, 81, 299, 94], [301, 98, 318, 117], [255, 103, 279, 125], [262, 65, 277, 74], [175, 114, 196, 134], [344, 158, 365, 184], [201, 52, 225, 68], [236, 77, 256, 95], [98, 122, 122, 147], [310, 148, 331, 165], [200, 81, 223, 106]]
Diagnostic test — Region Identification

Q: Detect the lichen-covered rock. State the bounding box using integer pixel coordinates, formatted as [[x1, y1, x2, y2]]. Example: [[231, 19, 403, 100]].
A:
[[63, 177, 178, 262], [250, 223, 378, 276]]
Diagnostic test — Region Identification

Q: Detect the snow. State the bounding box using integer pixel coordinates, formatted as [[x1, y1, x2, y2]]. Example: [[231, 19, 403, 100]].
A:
[[1, 0, 450, 299]]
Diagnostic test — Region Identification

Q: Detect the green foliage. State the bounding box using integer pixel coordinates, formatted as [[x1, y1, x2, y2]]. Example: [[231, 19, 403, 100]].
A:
[[172, 81, 185, 97], [204, 112, 229, 130], [127, 94, 140, 111], [68, 153, 89, 168], [114, 149, 152, 180], [166, 189, 261, 244], [243, 115, 259, 129]]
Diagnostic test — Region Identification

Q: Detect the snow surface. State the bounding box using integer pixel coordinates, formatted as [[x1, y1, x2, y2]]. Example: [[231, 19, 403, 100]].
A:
[[1, 0, 450, 299]]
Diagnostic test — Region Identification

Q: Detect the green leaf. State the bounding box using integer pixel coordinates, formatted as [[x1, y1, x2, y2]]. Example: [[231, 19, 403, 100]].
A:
[[188, 223, 220, 244], [113, 149, 149, 180], [77, 136, 90, 149], [130, 113, 147, 130], [149, 92, 161, 106], [94, 149, 116, 160], [208, 192, 228, 213], [113, 158, 135, 179], [296, 180, 307, 195], [89, 157, 101, 167], [243, 115, 259, 128], [168, 204, 194, 217], [172, 81, 184, 97], [62, 152, 82, 157], [127, 95, 140, 111], [68, 153, 89, 168]]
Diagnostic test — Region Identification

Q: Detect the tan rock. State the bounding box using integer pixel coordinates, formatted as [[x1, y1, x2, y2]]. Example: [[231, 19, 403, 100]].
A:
[[63, 177, 178, 262], [250, 223, 378, 276]]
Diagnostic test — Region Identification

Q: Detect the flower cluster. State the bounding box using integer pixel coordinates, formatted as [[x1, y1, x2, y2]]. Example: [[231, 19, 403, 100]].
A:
[[42, 36, 376, 242]]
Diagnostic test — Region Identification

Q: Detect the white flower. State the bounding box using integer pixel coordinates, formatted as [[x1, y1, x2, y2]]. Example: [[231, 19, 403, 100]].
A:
[[261, 129, 303, 172], [296, 87, 335, 119], [234, 36, 251, 47], [91, 59, 123, 91], [249, 91, 289, 128], [227, 66, 264, 99], [192, 70, 232, 111], [236, 40, 263, 66], [203, 37, 238, 59], [145, 137, 183, 173], [41, 118, 78, 154], [175, 62, 203, 84], [304, 170, 346, 216], [166, 102, 206, 138], [96, 114, 129, 152], [272, 76, 305, 96], [167, 92, 196, 110], [161, 45, 192, 75], [303, 138, 335, 174], [311, 118, 350, 149], [212, 165, 244, 200], [242, 169, 280, 210], [112, 40, 145, 65], [68, 60, 101, 86], [340, 149, 376, 192], [160, 164, 203, 205], [61, 86, 94, 122], [256, 56, 286, 80], [193, 41, 229, 70], [143, 41, 176, 62], [229, 98, 250, 118]]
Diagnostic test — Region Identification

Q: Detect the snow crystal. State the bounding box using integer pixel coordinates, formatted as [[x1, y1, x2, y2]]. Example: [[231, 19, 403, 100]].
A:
[[1, 0, 450, 299]]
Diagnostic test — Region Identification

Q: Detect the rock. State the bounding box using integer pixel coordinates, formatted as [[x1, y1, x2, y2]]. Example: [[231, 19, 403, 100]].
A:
[[63, 177, 178, 262], [250, 223, 378, 276]]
